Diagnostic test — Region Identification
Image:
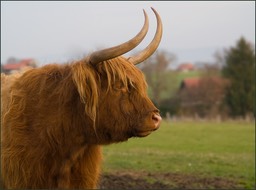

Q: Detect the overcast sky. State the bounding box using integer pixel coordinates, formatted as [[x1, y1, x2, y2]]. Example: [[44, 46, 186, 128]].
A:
[[1, 1, 255, 66]]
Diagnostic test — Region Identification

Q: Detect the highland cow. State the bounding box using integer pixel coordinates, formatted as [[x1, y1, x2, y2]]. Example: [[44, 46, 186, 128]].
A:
[[1, 8, 162, 189]]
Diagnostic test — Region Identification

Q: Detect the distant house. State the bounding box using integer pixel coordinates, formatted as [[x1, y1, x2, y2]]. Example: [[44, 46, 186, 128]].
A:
[[178, 76, 229, 117], [177, 63, 194, 72], [2, 59, 37, 74], [180, 77, 228, 91]]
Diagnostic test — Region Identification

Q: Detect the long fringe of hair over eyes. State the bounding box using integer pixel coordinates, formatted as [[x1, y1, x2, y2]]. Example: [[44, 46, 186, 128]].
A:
[[71, 57, 148, 124]]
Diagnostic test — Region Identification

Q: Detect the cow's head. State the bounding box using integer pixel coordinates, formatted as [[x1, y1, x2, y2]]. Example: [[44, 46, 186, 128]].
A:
[[72, 8, 162, 144]]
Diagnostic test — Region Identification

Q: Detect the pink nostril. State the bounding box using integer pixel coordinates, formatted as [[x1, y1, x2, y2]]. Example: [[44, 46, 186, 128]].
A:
[[152, 113, 162, 127]]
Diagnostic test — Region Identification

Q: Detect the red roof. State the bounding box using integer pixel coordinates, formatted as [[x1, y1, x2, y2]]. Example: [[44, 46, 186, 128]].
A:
[[177, 63, 194, 71], [3, 59, 34, 70]]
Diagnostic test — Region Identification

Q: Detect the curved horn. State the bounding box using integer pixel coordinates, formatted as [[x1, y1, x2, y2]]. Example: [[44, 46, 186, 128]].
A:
[[86, 10, 149, 65], [128, 7, 163, 65]]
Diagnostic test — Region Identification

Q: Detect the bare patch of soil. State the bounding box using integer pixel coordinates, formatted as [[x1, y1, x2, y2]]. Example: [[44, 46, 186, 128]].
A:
[[100, 171, 245, 189]]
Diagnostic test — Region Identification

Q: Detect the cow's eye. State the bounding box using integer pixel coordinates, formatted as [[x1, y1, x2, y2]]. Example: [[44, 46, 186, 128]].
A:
[[128, 81, 135, 91], [125, 83, 131, 92]]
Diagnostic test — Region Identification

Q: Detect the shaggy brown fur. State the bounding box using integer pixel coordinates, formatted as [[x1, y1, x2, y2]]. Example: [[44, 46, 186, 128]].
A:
[[1, 56, 160, 189]]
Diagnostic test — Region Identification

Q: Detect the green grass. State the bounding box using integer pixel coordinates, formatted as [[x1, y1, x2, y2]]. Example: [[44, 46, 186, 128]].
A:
[[102, 121, 255, 188]]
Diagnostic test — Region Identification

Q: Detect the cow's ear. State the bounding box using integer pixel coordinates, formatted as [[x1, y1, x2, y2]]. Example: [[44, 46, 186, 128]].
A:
[[72, 63, 98, 122]]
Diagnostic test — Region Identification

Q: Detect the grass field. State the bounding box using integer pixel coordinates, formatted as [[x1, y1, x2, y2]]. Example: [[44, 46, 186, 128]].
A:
[[102, 121, 255, 189]]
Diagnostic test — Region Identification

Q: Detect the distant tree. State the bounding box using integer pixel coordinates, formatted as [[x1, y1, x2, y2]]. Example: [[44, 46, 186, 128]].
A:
[[140, 50, 176, 106], [201, 63, 221, 77], [222, 37, 255, 117], [213, 50, 226, 68]]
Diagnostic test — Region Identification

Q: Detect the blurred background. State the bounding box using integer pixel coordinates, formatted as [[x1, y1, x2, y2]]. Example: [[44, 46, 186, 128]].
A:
[[1, 1, 255, 120], [1, 1, 255, 189]]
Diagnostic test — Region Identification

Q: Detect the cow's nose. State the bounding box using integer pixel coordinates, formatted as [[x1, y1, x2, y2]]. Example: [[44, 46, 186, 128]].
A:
[[152, 113, 162, 129]]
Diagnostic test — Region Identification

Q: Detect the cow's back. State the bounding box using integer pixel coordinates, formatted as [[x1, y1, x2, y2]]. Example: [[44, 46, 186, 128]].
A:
[[1, 73, 22, 131], [0, 68, 102, 189], [1, 73, 22, 188]]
